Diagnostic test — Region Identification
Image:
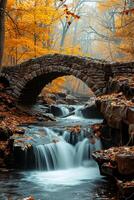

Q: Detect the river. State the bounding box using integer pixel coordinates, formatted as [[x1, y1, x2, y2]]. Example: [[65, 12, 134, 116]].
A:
[[0, 103, 117, 200]]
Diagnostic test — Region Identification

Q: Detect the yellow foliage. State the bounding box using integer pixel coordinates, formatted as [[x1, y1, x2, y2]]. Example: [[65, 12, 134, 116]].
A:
[[44, 77, 66, 94], [4, 0, 61, 65], [3, 0, 82, 65], [97, 0, 134, 61]]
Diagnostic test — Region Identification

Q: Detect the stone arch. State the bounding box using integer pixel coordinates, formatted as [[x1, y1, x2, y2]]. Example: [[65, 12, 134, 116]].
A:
[[17, 69, 95, 105]]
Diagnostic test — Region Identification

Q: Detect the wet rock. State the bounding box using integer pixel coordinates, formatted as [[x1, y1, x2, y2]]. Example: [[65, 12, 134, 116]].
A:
[[81, 104, 103, 119], [50, 105, 63, 117], [68, 106, 75, 112], [92, 146, 134, 179], [96, 91, 134, 130], [15, 129, 25, 135]]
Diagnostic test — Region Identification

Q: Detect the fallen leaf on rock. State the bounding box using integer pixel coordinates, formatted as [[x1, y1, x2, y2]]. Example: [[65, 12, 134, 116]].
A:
[[23, 196, 35, 200]]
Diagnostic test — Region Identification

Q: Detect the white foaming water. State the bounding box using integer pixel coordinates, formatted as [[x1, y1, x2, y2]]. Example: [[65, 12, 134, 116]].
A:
[[58, 104, 84, 118], [23, 166, 100, 191], [34, 141, 75, 170], [75, 138, 90, 166], [60, 106, 70, 116], [74, 105, 84, 117]]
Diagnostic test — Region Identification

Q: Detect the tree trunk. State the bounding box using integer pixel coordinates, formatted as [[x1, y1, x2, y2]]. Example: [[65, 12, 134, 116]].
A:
[[0, 0, 7, 67]]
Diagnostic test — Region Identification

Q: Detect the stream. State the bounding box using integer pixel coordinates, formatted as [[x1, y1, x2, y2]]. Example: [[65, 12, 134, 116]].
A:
[[0, 103, 117, 200]]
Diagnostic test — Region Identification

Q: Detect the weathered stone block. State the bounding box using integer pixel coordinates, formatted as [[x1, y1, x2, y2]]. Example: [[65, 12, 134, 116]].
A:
[[126, 107, 134, 124], [116, 153, 134, 175]]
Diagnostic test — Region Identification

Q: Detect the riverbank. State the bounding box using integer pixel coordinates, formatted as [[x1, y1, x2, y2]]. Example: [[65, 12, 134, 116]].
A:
[[92, 75, 134, 199]]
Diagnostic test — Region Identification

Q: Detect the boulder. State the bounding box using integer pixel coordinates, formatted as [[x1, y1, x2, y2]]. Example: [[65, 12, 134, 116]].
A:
[[81, 104, 103, 119], [50, 105, 63, 117], [116, 153, 134, 175]]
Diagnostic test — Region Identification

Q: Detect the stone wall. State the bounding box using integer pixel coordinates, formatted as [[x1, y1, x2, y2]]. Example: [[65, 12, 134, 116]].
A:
[[96, 75, 134, 148]]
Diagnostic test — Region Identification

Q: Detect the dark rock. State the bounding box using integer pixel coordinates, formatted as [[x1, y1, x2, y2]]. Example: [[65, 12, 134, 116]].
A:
[[81, 104, 103, 119], [69, 106, 75, 112], [13, 145, 36, 169], [116, 154, 134, 176], [0, 127, 12, 141], [50, 105, 63, 117]]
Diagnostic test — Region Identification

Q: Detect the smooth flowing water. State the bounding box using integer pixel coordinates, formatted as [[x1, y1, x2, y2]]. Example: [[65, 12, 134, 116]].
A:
[[0, 103, 117, 200]]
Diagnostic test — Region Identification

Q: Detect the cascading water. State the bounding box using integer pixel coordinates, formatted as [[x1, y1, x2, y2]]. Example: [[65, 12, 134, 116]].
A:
[[24, 126, 102, 170], [75, 138, 90, 166], [34, 139, 75, 170], [60, 106, 70, 116], [74, 105, 84, 117]]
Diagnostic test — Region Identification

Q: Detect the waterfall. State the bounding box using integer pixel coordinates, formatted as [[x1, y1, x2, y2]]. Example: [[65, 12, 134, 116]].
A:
[[74, 105, 84, 117], [58, 105, 84, 118], [59, 105, 70, 116], [24, 127, 101, 171], [75, 138, 90, 166], [34, 141, 75, 170]]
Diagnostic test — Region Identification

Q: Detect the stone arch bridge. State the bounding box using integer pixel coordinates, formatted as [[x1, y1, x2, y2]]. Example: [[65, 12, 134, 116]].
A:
[[0, 54, 133, 104]]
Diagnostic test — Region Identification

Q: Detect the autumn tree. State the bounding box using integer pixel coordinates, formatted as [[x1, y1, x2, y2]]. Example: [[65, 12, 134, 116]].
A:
[[0, 0, 7, 66], [3, 0, 62, 65], [97, 0, 134, 61]]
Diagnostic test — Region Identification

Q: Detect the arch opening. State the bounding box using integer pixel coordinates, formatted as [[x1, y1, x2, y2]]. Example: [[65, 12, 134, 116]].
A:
[[18, 72, 95, 105], [18, 72, 68, 105]]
